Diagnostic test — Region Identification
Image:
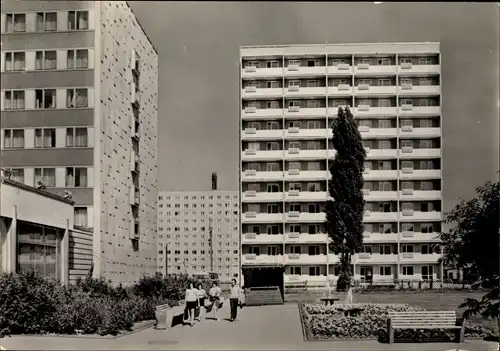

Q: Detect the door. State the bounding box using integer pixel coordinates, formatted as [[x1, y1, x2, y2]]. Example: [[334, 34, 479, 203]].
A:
[[360, 266, 373, 282], [422, 265, 433, 280]]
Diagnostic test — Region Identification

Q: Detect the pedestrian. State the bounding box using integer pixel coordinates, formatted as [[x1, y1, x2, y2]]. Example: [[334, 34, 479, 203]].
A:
[[184, 282, 198, 327], [208, 281, 222, 320], [196, 282, 207, 321], [229, 278, 242, 322]]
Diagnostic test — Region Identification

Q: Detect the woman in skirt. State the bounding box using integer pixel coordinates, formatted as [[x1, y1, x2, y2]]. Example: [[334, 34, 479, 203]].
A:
[[184, 282, 198, 327], [196, 282, 207, 321]]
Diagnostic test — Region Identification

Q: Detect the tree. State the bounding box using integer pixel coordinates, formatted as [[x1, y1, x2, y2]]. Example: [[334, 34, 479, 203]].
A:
[[439, 180, 500, 340], [326, 106, 367, 292]]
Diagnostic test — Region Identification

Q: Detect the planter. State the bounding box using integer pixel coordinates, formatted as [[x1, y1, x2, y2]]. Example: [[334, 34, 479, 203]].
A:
[[154, 304, 170, 330]]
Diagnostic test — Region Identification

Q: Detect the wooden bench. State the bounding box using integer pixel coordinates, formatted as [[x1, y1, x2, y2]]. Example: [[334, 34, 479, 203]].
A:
[[387, 311, 465, 344], [319, 297, 340, 306]]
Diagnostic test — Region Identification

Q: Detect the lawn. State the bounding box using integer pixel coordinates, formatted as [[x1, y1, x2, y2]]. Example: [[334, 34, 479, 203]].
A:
[[288, 290, 498, 333]]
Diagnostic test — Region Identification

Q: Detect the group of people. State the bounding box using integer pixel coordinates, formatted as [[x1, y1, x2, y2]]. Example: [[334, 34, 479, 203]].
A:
[[184, 279, 245, 327]]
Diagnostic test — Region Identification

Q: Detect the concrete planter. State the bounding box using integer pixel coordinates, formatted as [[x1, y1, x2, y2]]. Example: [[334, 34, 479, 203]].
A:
[[154, 304, 170, 330]]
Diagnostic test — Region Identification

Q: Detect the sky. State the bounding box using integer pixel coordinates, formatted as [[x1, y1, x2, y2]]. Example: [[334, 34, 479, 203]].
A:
[[128, 2, 499, 209]]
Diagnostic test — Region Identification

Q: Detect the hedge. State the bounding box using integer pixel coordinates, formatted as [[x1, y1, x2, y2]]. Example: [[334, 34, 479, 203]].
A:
[[0, 271, 202, 337]]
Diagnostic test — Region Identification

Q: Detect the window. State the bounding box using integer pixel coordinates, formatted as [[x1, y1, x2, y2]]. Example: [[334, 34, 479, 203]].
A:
[[401, 140, 413, 148], [4, 52, 25, 71], [34, 128, 56, 148], [378, 140, 391, 150], [421, 244, 430, 255], [378, 58, 391, 66], [290, 224, 301, 233], [419, 78, 432, 86], [288, 60, 301, 66], [266, 101, 279, 109], [357, 58, 371, 65], [66, 89, 88, 108], [401, 98, 413, 106], [267, 225, 279, 235], [362, 245, 372, 254], [308, 246, 320, 255], [400, 58, 412, 64], [308, 183, 320, 192], [307, 120, 321, 129], [34, 168, 56, 187], [378, 79, 392, 86], [307, 100, 318, 108], [378, 99, 391, 107], [309, 266, 321, 276], [5, 13, 26, 33], [359, 79, 371, 86], [35, 89, 56, 108], [419, 98, 431, 107], [36, 12, 57, 31], [74, 207, 88, 227], [290, 266, 301, 275], [245, 61, 259, 68], [418, 58, 432, 65], [35, 51, 57, 70], [333, 79, 348, 85], [267, 184, 280, 193], [307, 80, 319, 87], [4, 90, 25, 110], [331, 58, 348, 66], [266, 121, 280, 130], [290, 204, 301, 212], [66, 128, 88, 147], [402, 266, 414, 276], [289, 183, 301, 191], [3, 129, 24, 149], [289, 80, 300, 87], [266, 142, 280, 151], [266, 163, 279, 172], [266, 81, 279, 88], [401, 182, 413, 191], [401, 244, 414, 253], [289, 100, 300, 107], [379, 245, 392, 255], [379, 266, 392, 276], [65, 167, 88, 187], [267, 204, 279, 214], [67, 49, 89, 69], [266, 61, 279, 68], [68, 11, 89, 30], [400, 78, 412, 86], [267, 246, 279, 255]]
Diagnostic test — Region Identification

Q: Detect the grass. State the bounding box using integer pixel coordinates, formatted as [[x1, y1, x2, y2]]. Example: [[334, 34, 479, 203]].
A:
[[286, 290, 498, 333]]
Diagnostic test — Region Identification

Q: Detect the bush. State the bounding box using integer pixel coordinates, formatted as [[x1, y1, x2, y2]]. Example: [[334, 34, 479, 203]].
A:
[[0, 271, 185, 338], [301, 303, 496, 341]]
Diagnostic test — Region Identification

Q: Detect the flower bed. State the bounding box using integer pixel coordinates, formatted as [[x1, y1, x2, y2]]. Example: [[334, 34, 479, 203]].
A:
[[299, 303, 496, 342]]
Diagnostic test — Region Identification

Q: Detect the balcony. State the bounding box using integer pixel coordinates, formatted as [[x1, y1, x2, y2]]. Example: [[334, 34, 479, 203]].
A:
[[400, 231, 440, 243], [241, 129, 283, 141], [363, 190, 398, 202], [242, 150, 283, 161], [241, 170, 284, 182], [284, 232, 328, 244], [241, 66, 283, 79], [359, 127, 397, 139], [399, 127, 441, 138], [285, 170, 330, 182], [363, 169, 398, 181], [285, 149, 336, 161], [354, 64, 397, 76], [242, 191, 283, 202], [328, 85, 353, 97], [131, 87, 141, 108], [327, 64, 353, 76], [241, 212, 283, 224], [285, 212, 326, 223], [399, 210, 442, 222], [285, 87, 326, 98], [398, 64, 441, 76], [398, 148, 442, 159], [354, 85, 397, 96], [398, 106, 441, 116], [397, 85, 441, 96], [399, 169, 441, 180], [399, 190, 442, 201], [284, 107, 327, 118], [363, 211, 398, 223], [242, 233, 284, 244], [130, 152, 140, 173], [129, 187, 140, 206], [354, 253, 398, 264], [285, 191, 328, 202], [241, 254, 284, 266], [362, 232, 398, 243], [399, 253, 441, 264], [285, 254, 328, 265], [284, 128, 328, 139], [365, 148, 398, 160], [241, 87, 283, 99], [353, 106, 397, 117], [242, 107, 282, 120], [285, 65, 327, 77]]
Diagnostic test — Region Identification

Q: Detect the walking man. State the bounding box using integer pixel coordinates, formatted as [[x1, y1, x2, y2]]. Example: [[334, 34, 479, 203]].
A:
[[229, 278, 242, 322]]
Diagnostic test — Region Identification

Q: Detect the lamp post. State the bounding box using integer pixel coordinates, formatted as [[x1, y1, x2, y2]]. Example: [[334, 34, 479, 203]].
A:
[[209, 217, 214, 272]]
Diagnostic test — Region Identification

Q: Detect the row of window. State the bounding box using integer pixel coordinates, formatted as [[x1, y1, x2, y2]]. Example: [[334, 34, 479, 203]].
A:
[[287, 265, 435, 277], [244, 57, 435, 68], [159, 195, 239, 201], [3, 88, 90, 110], [163, 266, 239, 277], [3, 49, 91, 72], [245, 98, 439, 109], [160, 241, 237, 248], [4, 11, 90, 33], [5, 167, 90, 188], [163, 249, 239, 255], [245, 77, 437, 88], [159, 202, 238, 210], [2, 127, 89, 149]]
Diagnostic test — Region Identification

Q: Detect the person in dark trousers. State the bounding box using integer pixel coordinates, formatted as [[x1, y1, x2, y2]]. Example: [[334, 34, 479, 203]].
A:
[[229, 278, 241, 322]]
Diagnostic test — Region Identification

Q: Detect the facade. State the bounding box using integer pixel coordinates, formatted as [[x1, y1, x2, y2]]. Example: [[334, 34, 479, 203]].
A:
[[0, 177, 74, 283], [239, 43, 443, 288], [157, 191, 240, 281], [0, 0, 159, 285]]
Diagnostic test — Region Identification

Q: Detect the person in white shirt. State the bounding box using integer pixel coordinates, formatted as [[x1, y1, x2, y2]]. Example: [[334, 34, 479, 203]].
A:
[[208, 281, 222, 320], [196, 283, 207, 321], [184, 282, 198, 327], [229, 279, 242, 322]]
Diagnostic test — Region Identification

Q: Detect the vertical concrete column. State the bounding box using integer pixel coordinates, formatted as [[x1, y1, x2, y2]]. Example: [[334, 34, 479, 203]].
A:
[[60, 218, 70, 284], [8, 205, 17, 272]]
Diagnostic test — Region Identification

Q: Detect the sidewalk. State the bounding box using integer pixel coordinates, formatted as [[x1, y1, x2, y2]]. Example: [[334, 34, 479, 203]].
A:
[[0, 303, 497, 350]]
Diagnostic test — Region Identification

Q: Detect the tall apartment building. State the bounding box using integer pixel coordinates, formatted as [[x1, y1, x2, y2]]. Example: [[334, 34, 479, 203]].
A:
[[157, 191, 240, 281], [239, 43, 443, 288], [0, 1, 159, 285]]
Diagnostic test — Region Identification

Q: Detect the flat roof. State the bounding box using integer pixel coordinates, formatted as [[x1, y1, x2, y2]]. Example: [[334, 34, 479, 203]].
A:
[[1, 177, 75, 205], [240, 42, 441, 57], [126, 1, 159, 56]]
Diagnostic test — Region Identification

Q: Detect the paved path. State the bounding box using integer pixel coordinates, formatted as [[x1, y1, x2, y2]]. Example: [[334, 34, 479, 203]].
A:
[[0, 303, 497, 351]]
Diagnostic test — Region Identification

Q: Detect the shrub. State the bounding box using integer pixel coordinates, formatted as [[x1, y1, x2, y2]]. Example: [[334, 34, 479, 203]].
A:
[[301, 303, 496, 341]]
